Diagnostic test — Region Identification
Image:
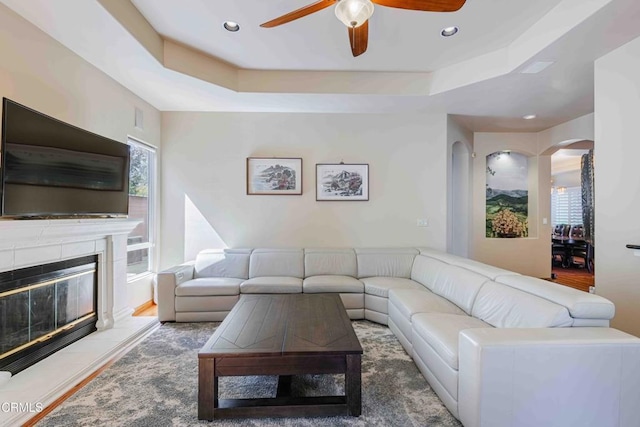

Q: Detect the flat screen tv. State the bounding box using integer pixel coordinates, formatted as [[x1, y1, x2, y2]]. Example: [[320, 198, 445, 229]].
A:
[[0, 98, 130, 218]]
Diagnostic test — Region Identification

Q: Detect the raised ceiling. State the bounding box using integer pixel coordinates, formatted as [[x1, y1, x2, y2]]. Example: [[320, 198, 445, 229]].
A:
[[2, 0, 640, 132], [130, 0, 561, 72]]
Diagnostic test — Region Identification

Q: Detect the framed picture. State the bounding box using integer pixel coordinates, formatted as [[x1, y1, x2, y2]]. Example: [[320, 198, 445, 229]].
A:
[[316, 163, 369, 201], [246, 157, 302, 195]]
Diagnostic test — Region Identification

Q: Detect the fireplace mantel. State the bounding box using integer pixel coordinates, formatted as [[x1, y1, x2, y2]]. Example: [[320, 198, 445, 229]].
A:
[[0, 218, 139, 249], [0, 218, 140, 330]]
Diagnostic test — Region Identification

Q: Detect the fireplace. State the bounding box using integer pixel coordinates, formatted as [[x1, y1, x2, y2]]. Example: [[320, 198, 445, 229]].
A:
[[0, 218, 141, 379], [0, 256, 98, 374]]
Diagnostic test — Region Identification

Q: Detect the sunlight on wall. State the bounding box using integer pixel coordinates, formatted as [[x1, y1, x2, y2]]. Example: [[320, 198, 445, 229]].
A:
[[184, 195, 226, 260]]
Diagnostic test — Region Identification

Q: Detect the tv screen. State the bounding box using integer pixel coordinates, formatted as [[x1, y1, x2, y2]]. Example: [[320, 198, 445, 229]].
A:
[[0, 98, 130, 218]]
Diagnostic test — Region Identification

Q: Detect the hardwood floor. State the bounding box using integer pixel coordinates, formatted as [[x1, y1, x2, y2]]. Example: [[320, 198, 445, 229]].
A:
[[549, 266, 594, 293], [133, 300, 158, 317]]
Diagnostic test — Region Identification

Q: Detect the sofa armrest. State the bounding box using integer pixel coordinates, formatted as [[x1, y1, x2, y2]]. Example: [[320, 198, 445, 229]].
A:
[[458, 327, 640, 427], [156, 262, 195, 322]]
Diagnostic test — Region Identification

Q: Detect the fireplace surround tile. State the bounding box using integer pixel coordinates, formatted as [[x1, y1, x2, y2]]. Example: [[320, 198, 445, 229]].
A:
[[0, 250, 13, 271], [61, 240, 97, 259], [14, 245, 62, 269]]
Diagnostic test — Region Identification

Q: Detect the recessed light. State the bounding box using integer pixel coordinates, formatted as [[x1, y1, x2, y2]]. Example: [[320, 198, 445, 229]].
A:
[[441, 26, 459, 37], [223, 21, 240, 32], [523, 114, 536, 120]]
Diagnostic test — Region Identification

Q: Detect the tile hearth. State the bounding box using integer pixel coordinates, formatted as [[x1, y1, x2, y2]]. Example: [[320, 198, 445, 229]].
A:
[[0, 315, 158, 425]]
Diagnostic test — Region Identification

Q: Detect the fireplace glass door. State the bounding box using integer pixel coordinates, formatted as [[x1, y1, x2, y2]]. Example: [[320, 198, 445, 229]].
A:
[[0, 255, 98, 374]]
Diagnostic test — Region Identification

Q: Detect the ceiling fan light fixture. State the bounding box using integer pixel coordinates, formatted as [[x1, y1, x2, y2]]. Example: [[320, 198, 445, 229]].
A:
[[335, 0, 374, 28], [441, 26, 459, 37], [223, 21, 240, 32]]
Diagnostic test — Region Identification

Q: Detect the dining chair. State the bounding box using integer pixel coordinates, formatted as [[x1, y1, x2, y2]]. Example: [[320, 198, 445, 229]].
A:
[[552, 241, 567, 267], [570, 241, 594, 273], [570, 224, 584, 238]]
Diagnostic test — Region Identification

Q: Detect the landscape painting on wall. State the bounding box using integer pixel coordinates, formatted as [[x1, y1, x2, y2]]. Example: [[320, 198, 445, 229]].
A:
[[316, 163, 369, 201], [246, 157, 302, 195], [486, 151, 528, 238]]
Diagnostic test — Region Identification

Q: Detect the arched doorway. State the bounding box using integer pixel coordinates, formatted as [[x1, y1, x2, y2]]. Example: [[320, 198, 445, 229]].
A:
[[450, 141, 471, 257], [545, 140, 595, 292]]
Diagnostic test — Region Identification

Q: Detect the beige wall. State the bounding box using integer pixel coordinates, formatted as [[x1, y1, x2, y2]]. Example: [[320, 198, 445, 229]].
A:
[[538, 113, 594, 154], [0, 4, 161, 308], [447, 117, 474, 257], [594, 35, 640, 337], [471, 133, 552, 277], [160, 112, 449, 269]]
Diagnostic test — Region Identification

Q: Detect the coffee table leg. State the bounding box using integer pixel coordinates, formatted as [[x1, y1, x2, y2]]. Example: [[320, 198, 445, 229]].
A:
[[276, 375, 293, 397], [346, 354, 361, 416], [198, 357, 218, 420]]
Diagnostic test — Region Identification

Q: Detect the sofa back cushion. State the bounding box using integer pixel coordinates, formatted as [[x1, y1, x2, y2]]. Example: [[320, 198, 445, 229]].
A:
[[304, 248, 357, 277], [430, 265, 489, 315], [471, 281, 573, 328], [194, 249, 251, 279], [410, 254, 448, 291], [418, 247, 520, 280], [495, 275, 615, 321], [355, 248, 418, 279], [249, 248, 304, 278]]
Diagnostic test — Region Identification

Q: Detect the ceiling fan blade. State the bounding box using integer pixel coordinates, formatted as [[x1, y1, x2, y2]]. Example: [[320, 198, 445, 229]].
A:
[[260, 0, 336, 28], [348, 21, 369, 57], [371, 0, 465, 12]]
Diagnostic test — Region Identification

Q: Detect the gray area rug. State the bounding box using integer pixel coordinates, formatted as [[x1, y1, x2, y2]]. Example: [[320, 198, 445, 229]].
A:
[[37, 321, 461, 426]]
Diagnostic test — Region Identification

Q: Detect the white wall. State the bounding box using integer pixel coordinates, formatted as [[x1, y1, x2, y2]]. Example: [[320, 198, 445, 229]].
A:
[[472, 133, 552, 277], [160, 112, 448, 269], [0, 4, 161, 309], [594, 35, 640, 337]]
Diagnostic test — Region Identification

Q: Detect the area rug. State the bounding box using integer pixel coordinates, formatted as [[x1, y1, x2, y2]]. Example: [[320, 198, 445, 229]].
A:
[[36, 321, 461, 426]]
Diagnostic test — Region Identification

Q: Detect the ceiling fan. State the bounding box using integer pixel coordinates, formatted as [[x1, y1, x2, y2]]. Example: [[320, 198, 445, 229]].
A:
[[260, 0, 466, 57]]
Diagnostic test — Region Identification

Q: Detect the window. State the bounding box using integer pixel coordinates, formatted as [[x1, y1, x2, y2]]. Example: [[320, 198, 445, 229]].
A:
[[551, 186, 583, 226], [127, 138, 156, 278]]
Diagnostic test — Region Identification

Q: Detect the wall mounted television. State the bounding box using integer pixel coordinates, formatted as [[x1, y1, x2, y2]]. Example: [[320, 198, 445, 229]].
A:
[[0, 98, 130, 218]]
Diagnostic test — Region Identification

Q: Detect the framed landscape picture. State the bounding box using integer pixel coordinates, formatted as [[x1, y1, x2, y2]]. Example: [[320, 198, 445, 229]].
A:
[[246, 157, 302, 195], [316, 163, 369, 201], [485, 151, 529, 238]]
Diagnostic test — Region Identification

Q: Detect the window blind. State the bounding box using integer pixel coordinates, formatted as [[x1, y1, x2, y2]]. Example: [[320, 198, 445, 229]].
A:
[[551, 186, 583, 226]]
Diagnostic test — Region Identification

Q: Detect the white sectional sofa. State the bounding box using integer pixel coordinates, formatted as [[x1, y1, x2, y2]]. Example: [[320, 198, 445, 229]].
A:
[[157, 247, 640, 427]]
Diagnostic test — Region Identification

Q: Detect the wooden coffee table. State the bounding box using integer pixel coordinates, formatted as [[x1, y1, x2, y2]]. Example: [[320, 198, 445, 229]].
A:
[[198, 293, 363, 420]]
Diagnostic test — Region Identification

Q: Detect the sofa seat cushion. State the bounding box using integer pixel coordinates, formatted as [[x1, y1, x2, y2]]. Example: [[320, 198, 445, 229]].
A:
[[240, 276, 302, 293], [175, 278, 242, 296], [413, 313, 491, 370], [389, 289, 466, 319], [303, 275, 364, 293], [361, 277, 423, 298]]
